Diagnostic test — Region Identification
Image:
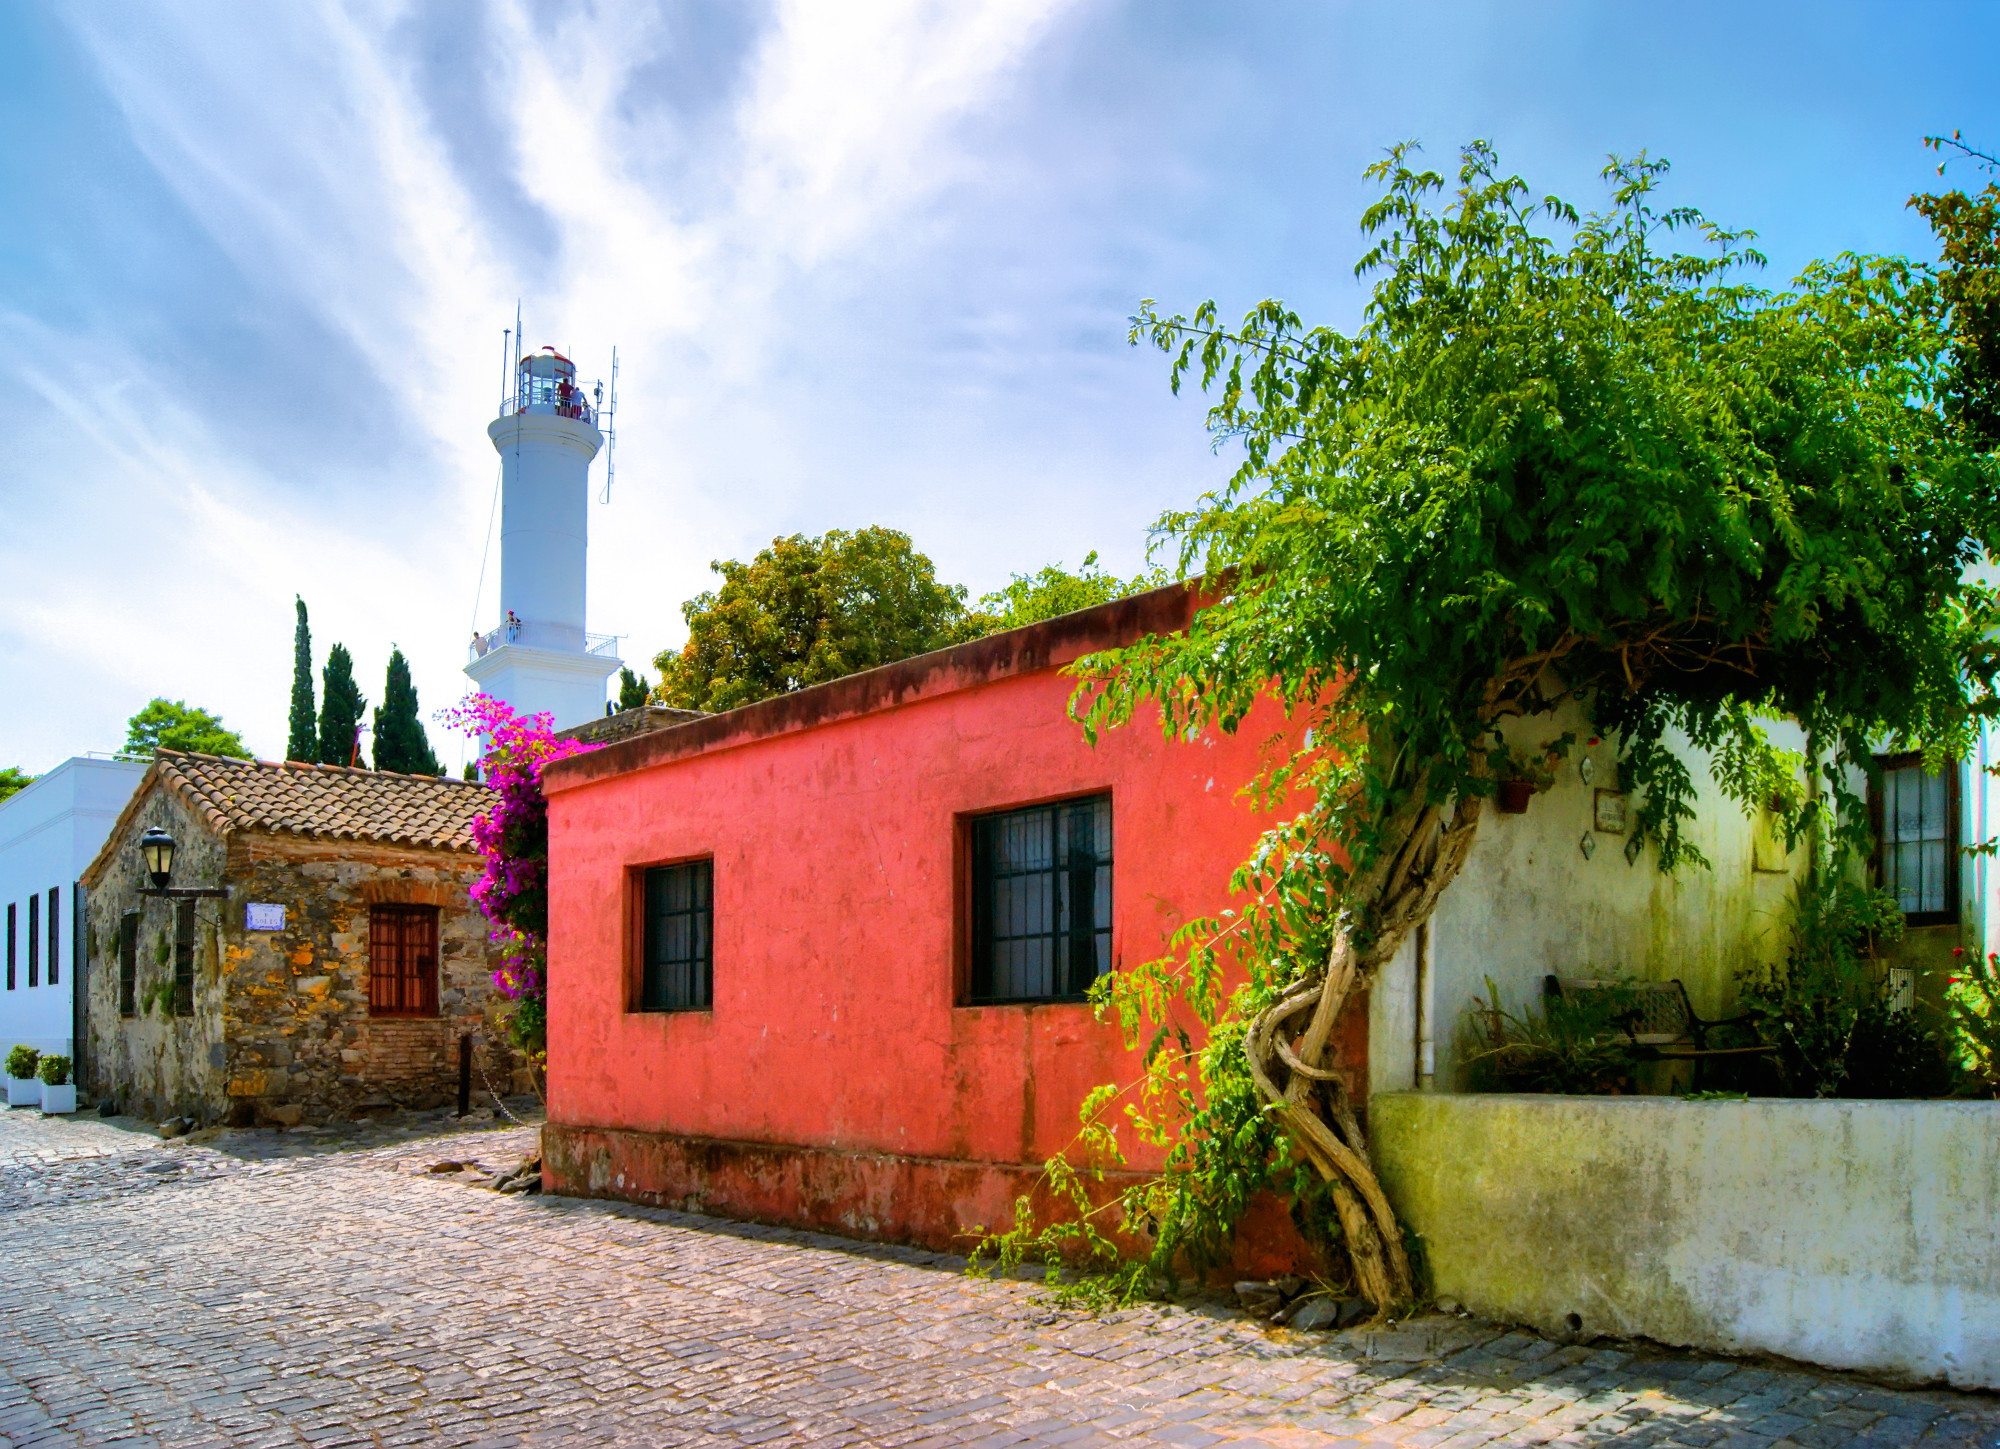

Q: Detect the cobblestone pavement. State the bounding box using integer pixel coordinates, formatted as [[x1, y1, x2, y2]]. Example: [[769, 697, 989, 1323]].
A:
[[0, 1108, 1993, 1449]]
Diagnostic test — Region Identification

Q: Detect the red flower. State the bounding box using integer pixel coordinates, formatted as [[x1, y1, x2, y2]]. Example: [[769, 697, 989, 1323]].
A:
[[1954, 947, 1966, 958]]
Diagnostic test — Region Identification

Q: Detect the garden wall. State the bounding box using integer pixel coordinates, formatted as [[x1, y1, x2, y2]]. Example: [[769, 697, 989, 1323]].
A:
[[1370, 1092, 2000, 1389]]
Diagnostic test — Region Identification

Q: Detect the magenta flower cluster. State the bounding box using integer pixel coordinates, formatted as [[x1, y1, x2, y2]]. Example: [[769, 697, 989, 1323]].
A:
[[439, 693, 596, 1002]]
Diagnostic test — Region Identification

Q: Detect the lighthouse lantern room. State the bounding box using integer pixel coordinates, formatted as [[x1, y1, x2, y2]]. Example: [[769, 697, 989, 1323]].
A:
[[465, 345, 621, 731]]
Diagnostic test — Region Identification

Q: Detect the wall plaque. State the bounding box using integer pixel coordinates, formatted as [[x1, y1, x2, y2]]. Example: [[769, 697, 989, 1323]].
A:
[[1593, 789, 1630, 834], [245, 903, 286, 931]]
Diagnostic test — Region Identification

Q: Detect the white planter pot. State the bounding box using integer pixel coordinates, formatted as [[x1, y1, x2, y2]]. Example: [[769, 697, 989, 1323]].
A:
[[37, 1084, 75, 1115], [6, 1077, 40, 1108]]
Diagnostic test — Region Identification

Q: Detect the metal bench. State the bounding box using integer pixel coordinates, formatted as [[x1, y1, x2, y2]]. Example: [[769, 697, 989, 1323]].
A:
[[1542, 975, 1773, 1087]]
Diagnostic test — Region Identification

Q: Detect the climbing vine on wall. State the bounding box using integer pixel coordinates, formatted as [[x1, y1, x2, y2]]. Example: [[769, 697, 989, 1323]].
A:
[[440, 694, 596, 1060]]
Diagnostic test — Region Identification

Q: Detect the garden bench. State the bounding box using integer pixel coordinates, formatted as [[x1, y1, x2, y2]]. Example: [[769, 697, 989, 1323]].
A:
[[1542, 975, 1774, 1087]]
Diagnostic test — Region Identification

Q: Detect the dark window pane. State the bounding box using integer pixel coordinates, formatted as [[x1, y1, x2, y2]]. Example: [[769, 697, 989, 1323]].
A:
[[1879, 761, 1956, 919], [970, 794, 1112, 1004], [642, 859, 713, 1011], [369, 905, 440, 1016], [119, 911, 139, 1016]]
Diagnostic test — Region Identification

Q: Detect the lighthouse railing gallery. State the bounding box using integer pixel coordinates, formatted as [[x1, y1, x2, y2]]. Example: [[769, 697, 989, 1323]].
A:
[[499, 371, 598, 426], [470, 625, 622, 662]]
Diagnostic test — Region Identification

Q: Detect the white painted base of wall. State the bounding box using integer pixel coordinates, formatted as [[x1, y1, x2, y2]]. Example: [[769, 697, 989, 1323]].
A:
[[1371, 1092, 2000, 1390]]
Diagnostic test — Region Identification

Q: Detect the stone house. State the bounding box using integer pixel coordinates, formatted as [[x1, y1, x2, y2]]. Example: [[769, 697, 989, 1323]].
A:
[[79, 750, 523, 1123]]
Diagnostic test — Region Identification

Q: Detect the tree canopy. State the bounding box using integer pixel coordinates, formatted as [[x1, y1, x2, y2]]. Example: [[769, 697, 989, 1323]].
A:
[[124, 700, 251, 760], [318, 644, 367, 767], [372, 648, 441, 776], [973, 553, 1163, 631], [653, 527, 981, 712], [287, 597, 316, 763], [0, 768, 35, 803], [1006, 143, 2000, 1309], [1914, 133, 2000, 449], [613, 667, 651, 713]]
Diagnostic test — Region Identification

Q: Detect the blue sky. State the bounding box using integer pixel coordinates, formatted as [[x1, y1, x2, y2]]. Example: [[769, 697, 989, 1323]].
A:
[[2, 0, 1995, 774]]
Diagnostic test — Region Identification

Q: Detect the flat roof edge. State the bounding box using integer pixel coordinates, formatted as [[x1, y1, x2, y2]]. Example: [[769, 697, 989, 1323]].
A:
[[542, 581, 1205, 791]]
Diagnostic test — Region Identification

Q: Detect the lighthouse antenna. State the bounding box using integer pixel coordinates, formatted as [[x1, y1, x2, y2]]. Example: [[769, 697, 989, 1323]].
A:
[[497, 326, 511, 415], [600, 346, 619, 504]]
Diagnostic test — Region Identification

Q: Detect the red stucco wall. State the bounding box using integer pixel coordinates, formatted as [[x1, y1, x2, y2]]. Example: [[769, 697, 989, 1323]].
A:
[[540, 590, 1339, 1266]]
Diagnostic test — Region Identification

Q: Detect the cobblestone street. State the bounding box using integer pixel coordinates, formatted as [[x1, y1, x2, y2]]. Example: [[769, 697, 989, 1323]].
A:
[[0, 1108, 1992, 1449]]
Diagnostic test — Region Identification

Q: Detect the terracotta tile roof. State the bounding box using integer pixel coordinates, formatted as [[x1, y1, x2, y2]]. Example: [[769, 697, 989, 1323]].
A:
[[149, 751, 489, 852]]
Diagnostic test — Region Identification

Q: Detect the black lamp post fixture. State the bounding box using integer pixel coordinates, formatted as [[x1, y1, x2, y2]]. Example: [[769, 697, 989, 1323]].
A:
[[136, 827, 228, 900]]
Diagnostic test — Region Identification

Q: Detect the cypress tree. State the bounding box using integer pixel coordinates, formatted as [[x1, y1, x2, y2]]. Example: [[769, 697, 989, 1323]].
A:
[[317, 644, 367, 768], [372, 648, 441, 776], [286, 597, 316, 762]]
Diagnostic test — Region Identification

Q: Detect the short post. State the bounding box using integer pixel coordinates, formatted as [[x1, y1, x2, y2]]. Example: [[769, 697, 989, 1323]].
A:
[[457, 1033, 473, 1118]]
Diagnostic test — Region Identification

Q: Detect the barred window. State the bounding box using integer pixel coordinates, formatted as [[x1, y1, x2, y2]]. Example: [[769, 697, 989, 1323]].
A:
[[26, 893, 36, 989], [173, 899, 196, 1015], [1873, 755, 1959, 925], [5, 903, 14, 991], [47, 887, 58, 987], [368, 905, 439, 1017], [969, 794, 1112, 1004], [119, 910, 138, 1017], [641, 860, 712, 1012]]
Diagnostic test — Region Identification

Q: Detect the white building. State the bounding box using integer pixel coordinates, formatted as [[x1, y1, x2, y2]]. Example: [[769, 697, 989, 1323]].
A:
[[464, 345, 622, 731], [0, 756, 147, 1063]]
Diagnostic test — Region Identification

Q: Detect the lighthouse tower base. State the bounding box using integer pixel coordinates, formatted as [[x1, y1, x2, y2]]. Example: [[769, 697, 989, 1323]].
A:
[[465, 641, 621, 734]]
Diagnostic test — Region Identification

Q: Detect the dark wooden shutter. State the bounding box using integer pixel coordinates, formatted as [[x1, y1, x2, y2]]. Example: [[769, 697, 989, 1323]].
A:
[[119, 911, 138, 1017], [369, 906, 439, 1016]]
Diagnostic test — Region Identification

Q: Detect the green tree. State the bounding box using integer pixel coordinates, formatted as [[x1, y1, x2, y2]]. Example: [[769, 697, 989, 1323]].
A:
[[974, 552, 1164, 631], [286, 596, 316, 762], [653, 527, 977, 711], [318, 644, 368, 768], [0, 767, 36, 803], [372, 648, 441, 776], [124, 700, 251, 759], [1009, 144, 2000, 1309], [614, 667, 651, 712], [1914, 133, 2000, 449]]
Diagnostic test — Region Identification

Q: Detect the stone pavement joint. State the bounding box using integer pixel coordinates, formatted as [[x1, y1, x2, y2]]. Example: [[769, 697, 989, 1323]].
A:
[[0, 1108, 1991, 1448]]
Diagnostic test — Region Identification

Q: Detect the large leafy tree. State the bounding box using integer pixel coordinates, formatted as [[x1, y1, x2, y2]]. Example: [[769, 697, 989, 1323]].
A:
[[317, 644, 368, 768], [124, 700, 251, 759], [1914, 133, 2000, 449], [975, 552, 1163, 630], [286, 597, 317, 762], [0, 768, 36, 803], [1038, 144, 1999, 1309], [654, 527, 979, 711], [372, 648, 442, 776]]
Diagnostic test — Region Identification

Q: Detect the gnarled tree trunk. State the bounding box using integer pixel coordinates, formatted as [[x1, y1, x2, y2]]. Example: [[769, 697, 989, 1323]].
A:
[[1243, 782, 1482, 1311]]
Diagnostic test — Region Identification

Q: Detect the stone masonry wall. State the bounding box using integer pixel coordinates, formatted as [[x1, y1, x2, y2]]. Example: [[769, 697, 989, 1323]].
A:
[[89, 805, 526, 1124], [83, 785, 231, 1120], [218, 835, 523, 1122]]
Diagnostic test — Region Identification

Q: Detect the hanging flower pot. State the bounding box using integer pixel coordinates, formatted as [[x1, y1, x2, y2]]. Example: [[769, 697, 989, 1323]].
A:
[[1497, 779, 1535, 814]]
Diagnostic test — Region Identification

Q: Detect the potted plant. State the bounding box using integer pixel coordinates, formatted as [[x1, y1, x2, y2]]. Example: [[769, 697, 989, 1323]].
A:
[[5, 1046, 40, 1108], [35, 1055, 74, 1115]]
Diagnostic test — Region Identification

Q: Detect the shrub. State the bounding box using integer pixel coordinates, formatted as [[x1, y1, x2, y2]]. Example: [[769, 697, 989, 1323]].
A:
[[1741, 877, 1902, 1097], [1464, 976, 1640, 1094], [1839, 1006, 1954, 1098], [5, 1046, 39, 1081], [34, 1055, 70, 1088]]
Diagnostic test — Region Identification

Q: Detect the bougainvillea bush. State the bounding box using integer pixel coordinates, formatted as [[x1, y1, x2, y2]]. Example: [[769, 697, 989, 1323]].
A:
[[440, 694, 596, 1059]]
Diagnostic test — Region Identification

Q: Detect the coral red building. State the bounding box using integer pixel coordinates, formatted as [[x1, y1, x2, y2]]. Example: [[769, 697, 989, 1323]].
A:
[[540, 585, 1331, 1262]]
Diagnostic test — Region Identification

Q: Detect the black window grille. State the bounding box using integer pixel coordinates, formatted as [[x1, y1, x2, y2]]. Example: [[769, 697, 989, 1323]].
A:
[[969, 794, 1112, 1004], [173, 900, 196, 1016], [5, 903, 13, 990], [46, 887, 57, 986], [1873, 755, 1959, 925], [119, 911, 139, 1018], [642, 860, 712, 1011], [26, 894, 36, 989]]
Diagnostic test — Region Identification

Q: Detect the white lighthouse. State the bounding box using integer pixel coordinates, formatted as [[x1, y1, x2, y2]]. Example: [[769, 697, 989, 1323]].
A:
[[464, 345, 621, 730]]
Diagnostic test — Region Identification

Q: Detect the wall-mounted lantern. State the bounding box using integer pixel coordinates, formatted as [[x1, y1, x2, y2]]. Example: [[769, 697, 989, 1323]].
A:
[[135, 827, 229, 901]]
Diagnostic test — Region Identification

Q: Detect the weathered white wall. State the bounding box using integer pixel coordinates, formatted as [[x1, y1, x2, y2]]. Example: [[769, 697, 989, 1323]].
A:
[[1372, 1092, 2000, 1389], [1370, 705, 1804, 1093]]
